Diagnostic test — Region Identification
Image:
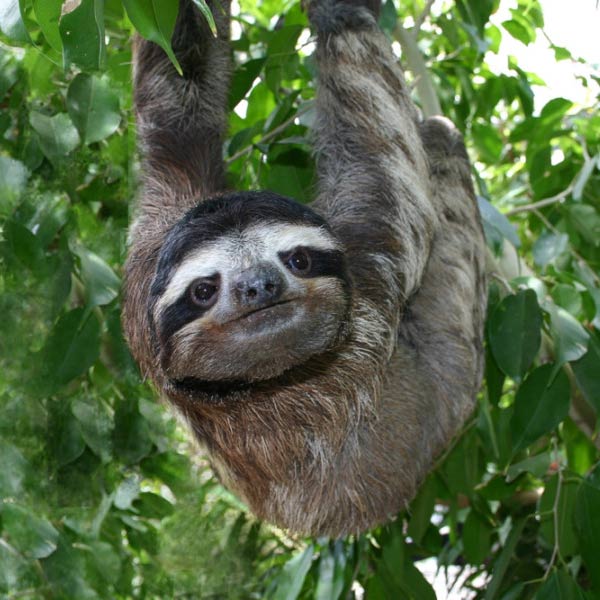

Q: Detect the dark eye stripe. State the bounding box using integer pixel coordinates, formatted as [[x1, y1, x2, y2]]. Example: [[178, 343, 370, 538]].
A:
[[278, 247, 346, 280]]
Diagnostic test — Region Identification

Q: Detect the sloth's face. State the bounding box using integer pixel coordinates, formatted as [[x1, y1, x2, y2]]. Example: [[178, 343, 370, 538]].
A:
[[149, 192, 351, 385]]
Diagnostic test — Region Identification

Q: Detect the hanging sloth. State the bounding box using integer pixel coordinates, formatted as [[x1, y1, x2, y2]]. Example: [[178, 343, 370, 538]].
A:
[[123, 0, 487, 536]]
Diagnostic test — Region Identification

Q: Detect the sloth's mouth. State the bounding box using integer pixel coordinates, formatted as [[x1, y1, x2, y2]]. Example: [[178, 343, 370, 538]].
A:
[[230, 299, 296, 324]]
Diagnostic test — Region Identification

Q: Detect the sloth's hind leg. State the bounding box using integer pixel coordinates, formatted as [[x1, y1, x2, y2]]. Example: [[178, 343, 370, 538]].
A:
[[400, 117, 487, 433]]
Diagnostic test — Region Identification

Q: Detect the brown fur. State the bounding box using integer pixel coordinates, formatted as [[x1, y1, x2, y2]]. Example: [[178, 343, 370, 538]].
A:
[[122, 0, 487, 536]]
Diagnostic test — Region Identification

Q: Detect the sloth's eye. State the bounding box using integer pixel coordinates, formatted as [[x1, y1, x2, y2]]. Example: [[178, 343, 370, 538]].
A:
[[284, 248, 312, 275], [189, 278, 219, 308]]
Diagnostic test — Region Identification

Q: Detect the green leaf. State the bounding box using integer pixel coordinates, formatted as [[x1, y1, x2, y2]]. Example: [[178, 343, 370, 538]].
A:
[[538, 474, 580, 558], [87, 541, 121, 585], [41, 308, 100, 389], [571, 334, 600, 414], [463, 510, 493, 565], [2, 219, 45, 272], [29, 112, 80, 160], [315, 542, 346, 600], [502, 19, 532, 45], [191, 0, 217, 36], [66, 74, 121, 144], [114, 478, 140, 510], [547, 304, 589, 371], [477, 196, 521, 249], [472, 122, 503, 163], [574, 464, 600, 590], [59, 0, 106, 71], [562, 418, 597, 475], [505, 453, 551, 482], [0, 0, 28, 42], [0, 156, 29, 214], [74, 245, 120, 308], [484, 518, 526, 600], [510, 365, 570, 453], [532, 231, 568, 267], [141, 451, 191, 492], [271, 545, 314, 600], [32, 0, 62, 51], [229, 57, 266, 110], [535, 570, 587, 600], [0, 441, 28, 497], [122, 0, 181, 74], [1, 504, 59, 559], [72, 397, 113, 463], [569, 205, 600, 246], [488, 290, 542, 381], [407, 475, 437, 544], [134, 492, 174, 519], [551, 284, 581, 316], [48, 401, 86, 467]]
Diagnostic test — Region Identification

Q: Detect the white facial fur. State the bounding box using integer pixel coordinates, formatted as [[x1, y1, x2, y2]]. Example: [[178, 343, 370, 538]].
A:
[[156, 222, 341, 316]]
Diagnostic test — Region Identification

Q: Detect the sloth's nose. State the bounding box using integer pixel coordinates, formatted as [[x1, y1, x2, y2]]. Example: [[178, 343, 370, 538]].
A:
[[234, 265, 284, 308]]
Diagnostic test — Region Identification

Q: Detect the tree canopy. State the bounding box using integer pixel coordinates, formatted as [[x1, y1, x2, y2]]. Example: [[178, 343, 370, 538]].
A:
[[0, 0, 599, 598]]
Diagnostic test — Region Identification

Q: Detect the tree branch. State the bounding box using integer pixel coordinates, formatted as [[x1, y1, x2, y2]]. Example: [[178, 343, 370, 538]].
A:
[[505, 186, 573, 216], [226, 104, 312, 164], [414, 0, 436, 33]]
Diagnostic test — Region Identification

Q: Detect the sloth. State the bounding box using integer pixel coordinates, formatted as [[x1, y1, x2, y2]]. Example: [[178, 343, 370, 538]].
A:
[[123, 0, 487, 536]]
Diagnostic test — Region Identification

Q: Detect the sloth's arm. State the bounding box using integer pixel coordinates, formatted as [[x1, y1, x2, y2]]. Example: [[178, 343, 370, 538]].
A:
[[133, 0, 231, 205], [309, 0, 437, 306], [124, 0, 231, 378]]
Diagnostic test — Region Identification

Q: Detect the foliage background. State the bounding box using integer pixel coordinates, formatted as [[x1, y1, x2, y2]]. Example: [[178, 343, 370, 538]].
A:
[[0, 0, 599, 598]]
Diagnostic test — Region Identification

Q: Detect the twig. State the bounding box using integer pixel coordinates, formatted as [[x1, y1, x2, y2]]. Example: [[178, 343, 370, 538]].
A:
[[414, 0, 437, 33], [543, 439, 563, 580], [226, 104, 312, 164], [394, 21, 442, 117], [505, 186, 573, 216]]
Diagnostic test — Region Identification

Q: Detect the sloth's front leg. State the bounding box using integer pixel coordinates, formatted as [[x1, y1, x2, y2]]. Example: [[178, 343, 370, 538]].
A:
[[308, 0, 437, 309]]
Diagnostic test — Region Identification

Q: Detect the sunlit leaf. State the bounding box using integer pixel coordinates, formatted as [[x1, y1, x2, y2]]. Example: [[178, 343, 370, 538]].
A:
[[271, 545, 314, 600], [0, 156, 29, 214], [72, 397, 113, 463], [547, 304, 589, 371], [122, 0, 181, 74], [191, 0, 217, 36], [32, 0, 62, 51], [569, 205, 600, 246], [74, 245, 120, 308], [59, 0, 106, 71], [1, 504, 59, 559], [532, 231, 568, 267], [66, 73, 121, 144], [477, 196, 521, 250], [0, 441, 28, 497], [0, 0, 28, 42], [29, 112, 80, 160]]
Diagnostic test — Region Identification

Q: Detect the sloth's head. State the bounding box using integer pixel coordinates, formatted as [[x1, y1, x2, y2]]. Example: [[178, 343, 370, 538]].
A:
[[149, 191, 352, 386]]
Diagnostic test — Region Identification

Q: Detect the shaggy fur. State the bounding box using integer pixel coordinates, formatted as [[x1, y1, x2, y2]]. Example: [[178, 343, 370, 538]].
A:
[[122, 0, 487, 536]]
